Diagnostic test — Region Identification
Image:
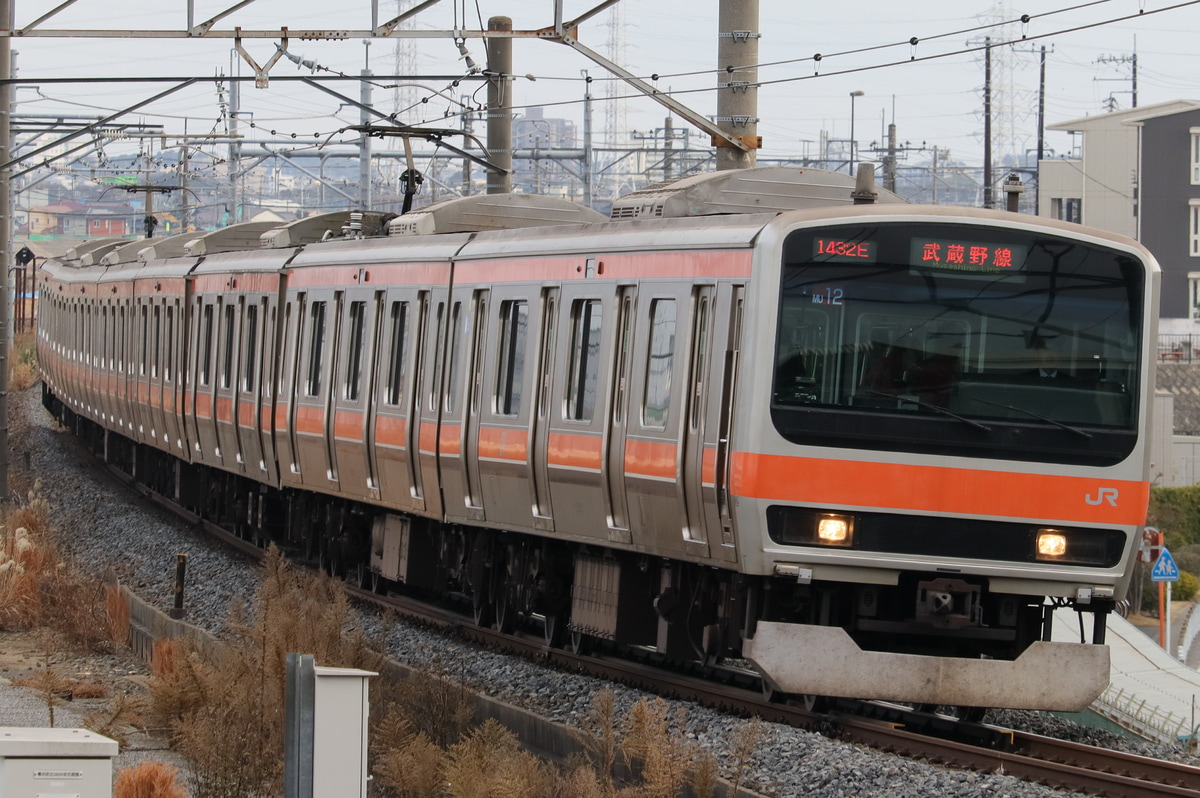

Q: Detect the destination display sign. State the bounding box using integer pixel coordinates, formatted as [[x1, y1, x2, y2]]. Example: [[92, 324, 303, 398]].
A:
[[909, 238, 1029, 273]]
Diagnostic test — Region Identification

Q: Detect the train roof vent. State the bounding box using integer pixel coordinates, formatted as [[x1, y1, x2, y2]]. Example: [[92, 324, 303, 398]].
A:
[[261, 210, 396, 248], [183, 221, 285, 256], [388, 193, 606, 236], [72, 240, 135, 264], [134, 230, 211, 262], [67, 239, 134, 263], [608, 166, 905, 219]]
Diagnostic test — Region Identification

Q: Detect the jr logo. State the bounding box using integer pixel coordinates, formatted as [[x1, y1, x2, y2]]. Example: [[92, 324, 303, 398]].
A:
[[1085, 488, 1119, 507]]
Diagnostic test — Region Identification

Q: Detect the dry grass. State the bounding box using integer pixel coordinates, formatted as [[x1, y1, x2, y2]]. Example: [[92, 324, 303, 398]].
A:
[[9, 331, 39, 392], [114, 761, 188, 798]]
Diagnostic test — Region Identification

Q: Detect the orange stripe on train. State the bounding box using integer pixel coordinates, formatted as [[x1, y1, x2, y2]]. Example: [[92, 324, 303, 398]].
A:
[[547, 432, 603, 471], [624, 439, 677, 480], [729, 452, 1150, 526], [477, 426, 528, 462]]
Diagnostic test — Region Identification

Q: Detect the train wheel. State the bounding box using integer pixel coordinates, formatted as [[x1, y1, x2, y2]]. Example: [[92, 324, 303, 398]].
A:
[[370, 571, 382, 594], [569, 629, 591, 655], [494, 591, 516, 634], [800, 694, 827, 713], [543, 614, 565, 648], [472, 593, 494, 628], [760, 679, 784, 704]]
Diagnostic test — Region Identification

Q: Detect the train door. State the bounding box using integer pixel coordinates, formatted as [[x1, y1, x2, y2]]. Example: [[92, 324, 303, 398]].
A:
[[415, 287, 451, 519], [528, 287, 558, 532], [371, 288, 425, 514], [477, 287, 539, 531], [277, 295, 305, 489], [622, 282, 694, 555], [438, 290, 486, 523], [237, 295, 269, 479], [713, 285, 745, 562], [213, 297, 242, 470], [258, 291, 282, 486], [546, 284, 618, 541], [329, 288, 380, 502], [680, 285, 718, 558], [604, 287, 636, 543], [163, 299, 186, 457], [292, 289, 341, 490]]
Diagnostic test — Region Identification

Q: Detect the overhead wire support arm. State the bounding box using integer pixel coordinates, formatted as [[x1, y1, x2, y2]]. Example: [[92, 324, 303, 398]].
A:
[[374, 0, 444, 37], [15, 0, 80, 35], [554, 35, 751, 153], [190, 0, 262, 37]]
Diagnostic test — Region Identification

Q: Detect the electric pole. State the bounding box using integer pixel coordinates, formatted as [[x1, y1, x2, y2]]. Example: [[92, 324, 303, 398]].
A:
[[0, 0, 10, 498], [983, 37, 993, 209], [486, 16, 513, 194], [715, 0, 759, 171]]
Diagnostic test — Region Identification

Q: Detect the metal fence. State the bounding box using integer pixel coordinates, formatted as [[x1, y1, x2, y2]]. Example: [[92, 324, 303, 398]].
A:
[[1158, 334, 1200, 363]]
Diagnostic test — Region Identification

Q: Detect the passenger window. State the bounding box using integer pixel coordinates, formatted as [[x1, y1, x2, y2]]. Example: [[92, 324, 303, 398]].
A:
[[446, 302, 463, 413], [152, 305, 161, 378], [428, 302, 445, 412], [140, 305, 148, 376], [691, 297, 709, 427], [345, 301, 366, 401], [307, 301, 327, 397], [566, 299, 602, 421], [244, 304, 258, 393], [496, 300, 528, 416], [643, 299, 676, 428], [165, 305, 174, 382], [385, 301, 409, 406]]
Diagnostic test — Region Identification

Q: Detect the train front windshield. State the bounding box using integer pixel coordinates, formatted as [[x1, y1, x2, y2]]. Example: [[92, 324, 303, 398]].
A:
[[772, 222, 1145, 466]]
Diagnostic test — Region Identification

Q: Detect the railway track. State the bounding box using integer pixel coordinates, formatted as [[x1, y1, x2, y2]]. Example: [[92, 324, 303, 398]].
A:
[[104, 459, 1200, 797]]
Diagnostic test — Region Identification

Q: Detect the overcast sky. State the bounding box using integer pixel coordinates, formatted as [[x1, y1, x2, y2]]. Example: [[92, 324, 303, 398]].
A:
[[9, 0, 1200, 173]]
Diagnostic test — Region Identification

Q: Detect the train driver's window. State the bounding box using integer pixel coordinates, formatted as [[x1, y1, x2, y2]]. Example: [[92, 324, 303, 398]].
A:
[[566, 299, 602, 421], [496, 300, 528, 416], [643, 299, 676, 428]]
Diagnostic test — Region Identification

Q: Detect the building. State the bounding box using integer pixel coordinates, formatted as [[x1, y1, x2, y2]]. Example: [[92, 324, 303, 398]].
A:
[[1038, 100, 1200, 319], [27, 199, 137, 239]]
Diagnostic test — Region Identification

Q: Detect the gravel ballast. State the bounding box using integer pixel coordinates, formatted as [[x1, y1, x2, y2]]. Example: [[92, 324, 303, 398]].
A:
[[12, 386, 1198, 797]]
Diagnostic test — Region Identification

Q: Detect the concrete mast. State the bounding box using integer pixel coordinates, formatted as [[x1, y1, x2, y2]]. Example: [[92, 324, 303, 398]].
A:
[[715, 0, 759, 171], [486, 16, 512, 194]]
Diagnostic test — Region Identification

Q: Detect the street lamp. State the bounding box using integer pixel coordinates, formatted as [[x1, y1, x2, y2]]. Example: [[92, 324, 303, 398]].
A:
[[849, 90, 865, 175]]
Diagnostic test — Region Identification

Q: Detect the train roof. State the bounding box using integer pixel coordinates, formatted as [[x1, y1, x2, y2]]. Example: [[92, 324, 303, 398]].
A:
[[608, 166, 906, 219], [388, 193, 606, 236], [262, 211, 395, 248]]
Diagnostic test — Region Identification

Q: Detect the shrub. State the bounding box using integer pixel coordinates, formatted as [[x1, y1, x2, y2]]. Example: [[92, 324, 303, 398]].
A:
[[1176, 570, 1199, 602], [114, 761, 187, 798]]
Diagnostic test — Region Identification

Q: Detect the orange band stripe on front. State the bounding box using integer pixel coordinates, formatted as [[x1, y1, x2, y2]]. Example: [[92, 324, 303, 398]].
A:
[[730, 452, 1150, 526]]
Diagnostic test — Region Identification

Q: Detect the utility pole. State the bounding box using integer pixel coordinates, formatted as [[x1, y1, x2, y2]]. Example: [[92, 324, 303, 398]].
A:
[[486, 16, 513, 194], [360, 42, 373, 208], [581, 73, 593, 207], [715, 0, 759, 171], [884, 123, 897, 193], [229, 77, 241, 223], [983, 37, 993, 209], [664, 116, 675, 182], [0, 0, 10, 498], [1096, 50, 1138, 109], [461, 97, 473, 196]]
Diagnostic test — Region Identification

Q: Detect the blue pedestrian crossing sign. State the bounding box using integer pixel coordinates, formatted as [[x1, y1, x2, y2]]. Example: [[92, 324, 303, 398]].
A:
[[1151, 547, 1180, 582]]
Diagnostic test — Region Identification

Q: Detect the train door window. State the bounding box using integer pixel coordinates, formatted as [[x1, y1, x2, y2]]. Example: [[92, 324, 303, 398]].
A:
[[281, 301, 296, 396], [140, 305, 149, 376], [243, 303, 259, 393], [566, 298, 602, 422], [221, 303, 236, 389], [101, 306, 109, 369], [428, 302, 445, 412], [345, 300, 366, 401], [200, 303, 214, 386], [152, 305, 161, 378], [307, 300, 327, 397], [265, 302, 275, 398], [691, 296, 709, 428], [470, 295, 486, 416], [445, 302, 463, 413], [612, 296, 633, 423], [165, 305, 175, 382], [539, 296, 556, 418], [384, 301, 409, 406], [643, 299, 677, 429], [118, 305, 126, 373], [496, 300, 528, 416]]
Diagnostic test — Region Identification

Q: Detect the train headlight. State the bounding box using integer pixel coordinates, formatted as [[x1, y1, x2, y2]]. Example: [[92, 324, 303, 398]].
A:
[[817, 514, 854, 547], [1036, 529, 1068, 560]]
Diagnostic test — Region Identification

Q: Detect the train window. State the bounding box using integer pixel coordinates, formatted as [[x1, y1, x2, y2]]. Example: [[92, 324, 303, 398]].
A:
[[445, 302, 463, 413], [691, 296, 709, 428], [307, 300, 327, 397], [385, 301, 409, 406], [496, 300, 528, 416], [101, 305, 109, 369], [152, 305, 161, 378], [165, 305, 174, 382], [265, 303, 275, 398], [566, 299, 602, 422], [222, 304, 236, 389], [140, 305, 148, 376], [119, 305, 126, 373], [345, 300, 366, 401], [643, 299, 676, 428], [200, 303, 214, 386], [539, 296, 556, 417], [613, 296, 632, 423], [244, 304, 259, 393]]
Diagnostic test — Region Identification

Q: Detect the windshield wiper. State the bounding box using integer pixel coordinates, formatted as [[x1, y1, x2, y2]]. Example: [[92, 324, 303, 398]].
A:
[[963, 396, 1092, 439], [865, 390, 992, 432]]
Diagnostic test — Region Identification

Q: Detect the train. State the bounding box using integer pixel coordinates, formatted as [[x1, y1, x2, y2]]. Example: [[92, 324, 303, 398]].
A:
[[36, 166, 1160, 713]]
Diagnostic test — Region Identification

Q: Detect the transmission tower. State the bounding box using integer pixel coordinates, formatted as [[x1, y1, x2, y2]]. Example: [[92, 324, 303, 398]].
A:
[[602, 4, 629, 146], [974, 2, 1036, 168], [391, 0, 419, 125]]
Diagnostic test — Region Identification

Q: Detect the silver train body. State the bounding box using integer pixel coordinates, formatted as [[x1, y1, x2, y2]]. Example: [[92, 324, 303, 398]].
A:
[[37, 169, 1160, 711]]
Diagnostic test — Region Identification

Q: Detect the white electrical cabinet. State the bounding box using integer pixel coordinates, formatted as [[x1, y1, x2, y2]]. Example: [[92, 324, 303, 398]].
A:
[[0, 728, 118, 798]]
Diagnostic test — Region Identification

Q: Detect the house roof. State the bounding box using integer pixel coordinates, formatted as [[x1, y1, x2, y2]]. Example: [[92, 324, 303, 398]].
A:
[[1048, 100, 1200, 133]]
